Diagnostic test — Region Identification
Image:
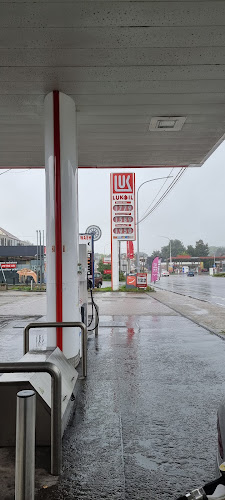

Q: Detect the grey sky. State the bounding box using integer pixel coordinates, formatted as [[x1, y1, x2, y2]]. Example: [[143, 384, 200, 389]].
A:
[[1, 139, 225, 256]]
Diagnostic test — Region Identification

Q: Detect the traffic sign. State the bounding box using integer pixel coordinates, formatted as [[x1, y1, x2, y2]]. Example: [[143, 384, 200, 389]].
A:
[[86, 225, 102, 241]]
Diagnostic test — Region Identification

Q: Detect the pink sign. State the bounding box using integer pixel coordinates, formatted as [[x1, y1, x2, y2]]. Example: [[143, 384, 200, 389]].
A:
[[151, 257, 159, 282]]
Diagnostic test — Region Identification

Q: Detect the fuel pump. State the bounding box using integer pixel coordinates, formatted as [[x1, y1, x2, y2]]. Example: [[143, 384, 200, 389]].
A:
[[78, 235, 99, 333], [78, 243, 88, 326]]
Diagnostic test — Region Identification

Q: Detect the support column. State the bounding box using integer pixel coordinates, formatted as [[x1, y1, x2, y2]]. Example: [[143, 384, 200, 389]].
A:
[[44, 91, 80, 364], [111, 239, 119, 291]]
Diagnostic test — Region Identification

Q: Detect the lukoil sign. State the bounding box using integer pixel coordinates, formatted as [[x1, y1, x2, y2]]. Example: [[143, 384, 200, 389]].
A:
[[110, 173, 136, 241], [113, 174, 134, 193]]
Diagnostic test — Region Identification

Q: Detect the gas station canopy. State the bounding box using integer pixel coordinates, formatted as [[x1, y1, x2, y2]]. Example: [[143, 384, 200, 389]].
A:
[[1, 1, 225, 168]]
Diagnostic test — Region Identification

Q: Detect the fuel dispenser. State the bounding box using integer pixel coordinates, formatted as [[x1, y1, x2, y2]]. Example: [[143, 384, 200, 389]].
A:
[[78, 242, 88, 327], [79, 234, 99, 334]]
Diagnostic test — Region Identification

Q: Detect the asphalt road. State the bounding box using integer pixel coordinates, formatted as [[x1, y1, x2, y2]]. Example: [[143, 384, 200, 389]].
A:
[[154, 274, 225, 307]]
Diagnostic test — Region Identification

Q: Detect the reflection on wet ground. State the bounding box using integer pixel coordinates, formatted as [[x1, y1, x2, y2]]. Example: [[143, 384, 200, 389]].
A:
[[38, 307, 225, 499], [0, 291, 225, 499], [154, 274, 225, 307]]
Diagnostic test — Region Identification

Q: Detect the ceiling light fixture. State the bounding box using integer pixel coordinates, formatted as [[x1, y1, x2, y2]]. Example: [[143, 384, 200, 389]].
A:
[[149, 116, 186, 132]]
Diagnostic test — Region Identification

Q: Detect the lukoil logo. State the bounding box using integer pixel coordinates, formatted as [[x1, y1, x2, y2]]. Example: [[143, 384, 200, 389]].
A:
[[113, 173, 134, 193]]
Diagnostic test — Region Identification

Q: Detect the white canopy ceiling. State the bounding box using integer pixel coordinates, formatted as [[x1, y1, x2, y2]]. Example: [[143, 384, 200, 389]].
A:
[[1, 0, 225, 168]]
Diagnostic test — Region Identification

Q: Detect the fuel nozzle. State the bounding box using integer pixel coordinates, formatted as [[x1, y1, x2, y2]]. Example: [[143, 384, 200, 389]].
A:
[[185, 488, 207, 499], [219, 462, 225, 477], [176, 488, 207, 500], [205, 463, 225, 499], [176, 463, 225, 500]]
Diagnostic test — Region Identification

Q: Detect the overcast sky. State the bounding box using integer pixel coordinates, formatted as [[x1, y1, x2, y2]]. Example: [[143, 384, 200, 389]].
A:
[[1, 139, 225, 257]]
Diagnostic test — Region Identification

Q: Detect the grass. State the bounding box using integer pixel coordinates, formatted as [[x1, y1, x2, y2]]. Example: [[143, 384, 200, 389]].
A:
[[214, 273, 225, 277], [9, 285, 46, 292], [94, 285, 154, 293]]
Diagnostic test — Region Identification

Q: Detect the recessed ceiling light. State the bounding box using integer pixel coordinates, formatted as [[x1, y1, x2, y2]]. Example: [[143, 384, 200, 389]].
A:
[[149, 116, 186, 132]]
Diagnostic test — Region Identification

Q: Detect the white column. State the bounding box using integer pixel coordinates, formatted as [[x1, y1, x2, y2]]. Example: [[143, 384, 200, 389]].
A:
[[44, 91, 80, 363], [112, 239, 119, 291]]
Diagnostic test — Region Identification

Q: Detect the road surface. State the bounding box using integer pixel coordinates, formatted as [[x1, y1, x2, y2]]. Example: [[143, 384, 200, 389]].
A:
[[155, 274, 225, 307]]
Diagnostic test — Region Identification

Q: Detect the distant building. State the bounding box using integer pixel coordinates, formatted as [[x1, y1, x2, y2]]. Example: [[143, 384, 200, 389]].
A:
[[0, 228, 42, 284], [0, 227, 27, 246]]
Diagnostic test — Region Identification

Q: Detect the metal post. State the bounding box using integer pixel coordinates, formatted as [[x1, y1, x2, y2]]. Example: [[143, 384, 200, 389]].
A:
[[36, 230, 39, 284], [119, 240, 121, 276], [15, 390, 36, 500], [92, 234, 95, 288], [43, 229, 45, 284], [136, 176, 173, 273], [1, 264, 6, 283], [0, 362, 62, 476], [39, 230, 42, 288], [169, 240, 172, 270], [81, 321, 87, 377], [137, 189, 140, 273]]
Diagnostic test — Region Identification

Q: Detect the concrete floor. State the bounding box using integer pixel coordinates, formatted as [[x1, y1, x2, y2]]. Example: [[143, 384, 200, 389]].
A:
[[38, 293, 225, 499], [0, 291, 225, 499]]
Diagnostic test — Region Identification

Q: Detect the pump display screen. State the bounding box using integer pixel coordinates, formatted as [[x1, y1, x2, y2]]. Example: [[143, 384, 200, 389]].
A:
[[113, 216, 133, 223]]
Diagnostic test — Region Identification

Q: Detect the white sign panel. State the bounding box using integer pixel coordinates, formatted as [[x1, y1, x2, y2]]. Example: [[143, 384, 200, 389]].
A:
[[79, 234, 92, 253], [110, 173, 136, 241]]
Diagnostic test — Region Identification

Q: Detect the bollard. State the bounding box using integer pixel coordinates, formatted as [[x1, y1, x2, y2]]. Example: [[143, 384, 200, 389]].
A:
[[82, 320, 88, 377], [15, 390, 36, 500]]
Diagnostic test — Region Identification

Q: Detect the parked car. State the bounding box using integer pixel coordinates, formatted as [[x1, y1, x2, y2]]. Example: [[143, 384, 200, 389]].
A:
[[187, 271, 195, 277], [161, 270, 170, 277], [94, 272, 102, 288]]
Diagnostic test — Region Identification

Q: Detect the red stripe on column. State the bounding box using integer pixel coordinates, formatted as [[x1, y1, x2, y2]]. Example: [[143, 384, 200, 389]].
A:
[[110, 174, 113, 290], [53, 90, 63, 350]]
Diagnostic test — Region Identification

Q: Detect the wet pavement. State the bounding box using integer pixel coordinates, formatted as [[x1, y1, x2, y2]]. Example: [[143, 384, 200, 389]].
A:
[[155, 274, 225, 307], [37, 293, 225, 500], [1, 291, 225, 499]]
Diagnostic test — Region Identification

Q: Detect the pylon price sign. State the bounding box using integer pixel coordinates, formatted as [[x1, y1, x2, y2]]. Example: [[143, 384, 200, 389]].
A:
[[110, 173, 136, 241]]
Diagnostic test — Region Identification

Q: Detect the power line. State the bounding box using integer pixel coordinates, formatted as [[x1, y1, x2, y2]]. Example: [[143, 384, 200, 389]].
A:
[[141, 167, 174, 218], [138, 168, 186, 224], [137, 168, 187, 225], [0, 169, 11, 177]]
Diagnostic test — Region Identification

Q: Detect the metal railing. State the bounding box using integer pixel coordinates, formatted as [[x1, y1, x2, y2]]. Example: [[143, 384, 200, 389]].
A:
[[0, 361, 62, 475], [23, 321, 87, 377]]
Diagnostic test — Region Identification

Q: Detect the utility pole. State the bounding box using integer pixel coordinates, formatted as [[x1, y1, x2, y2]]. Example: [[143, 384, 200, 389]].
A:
[[36, 230, 39, 284], [39, 230, 42, 288], [136, 176, 173, 272]]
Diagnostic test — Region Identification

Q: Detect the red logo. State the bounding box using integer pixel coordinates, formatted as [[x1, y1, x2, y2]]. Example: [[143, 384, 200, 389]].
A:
[[113, 173, 134, 193], [127, 275, 137, 286]]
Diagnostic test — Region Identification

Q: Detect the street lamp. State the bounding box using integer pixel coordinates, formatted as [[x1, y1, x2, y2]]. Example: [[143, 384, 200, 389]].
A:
[[159, 235, 172, 270], [136, 176, 173, 273]]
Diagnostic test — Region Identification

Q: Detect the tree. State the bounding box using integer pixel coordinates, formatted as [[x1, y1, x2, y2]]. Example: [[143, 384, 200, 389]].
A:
[[187, 245, 195, 256], [98, 258, 111, 280], [161, 239, 186, 259], [215, 247, 225, 257], [194, 239, 209, 257]]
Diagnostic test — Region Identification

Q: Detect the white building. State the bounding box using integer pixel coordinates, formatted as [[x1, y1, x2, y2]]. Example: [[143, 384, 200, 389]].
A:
[[0, 227, 26, 246]]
